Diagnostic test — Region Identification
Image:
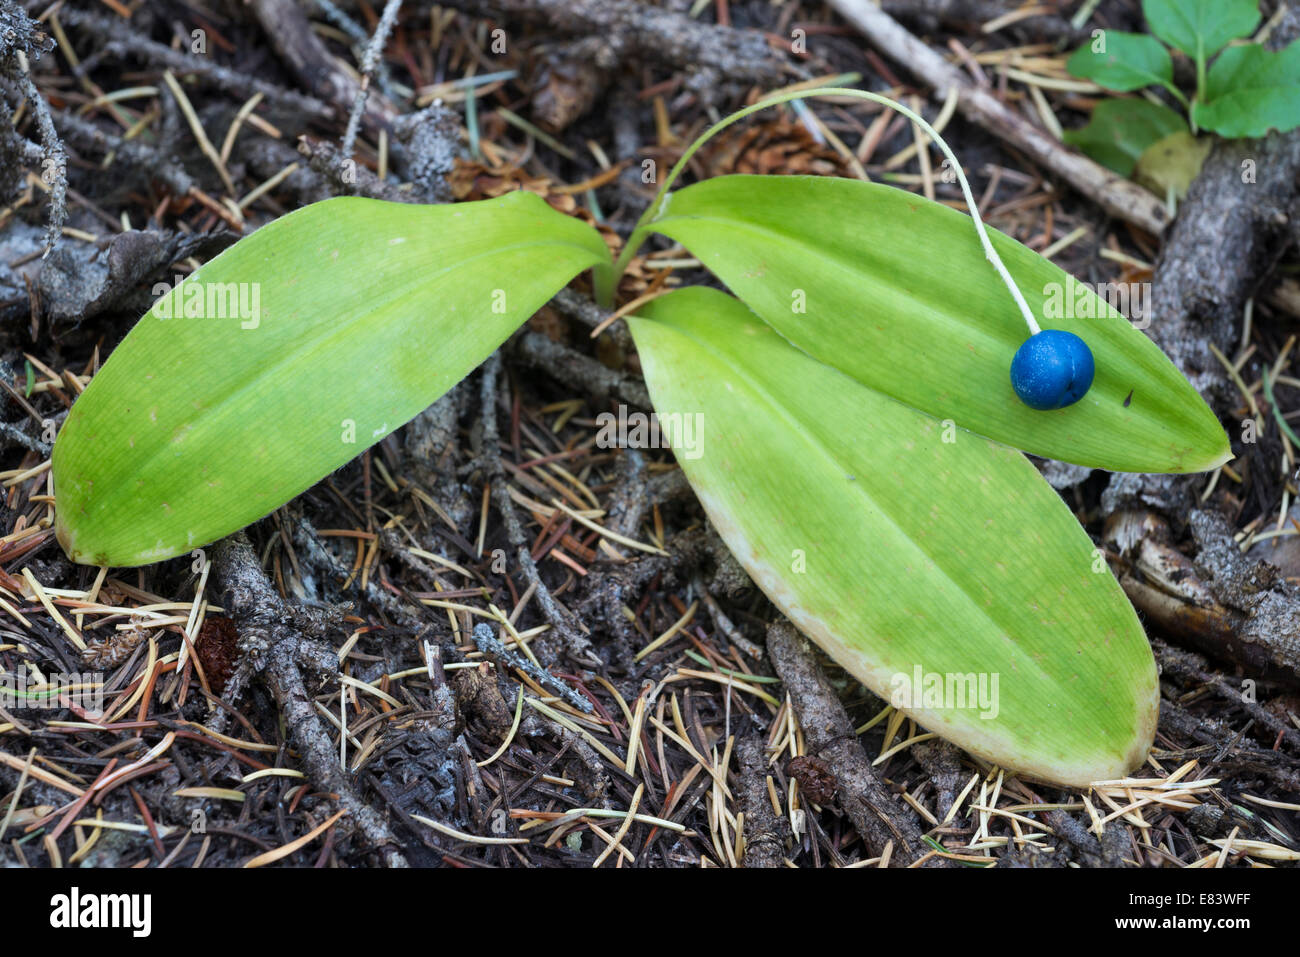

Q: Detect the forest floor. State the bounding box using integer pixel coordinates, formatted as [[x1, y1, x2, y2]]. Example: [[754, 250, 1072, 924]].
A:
[[0, 0, 1297, 868]]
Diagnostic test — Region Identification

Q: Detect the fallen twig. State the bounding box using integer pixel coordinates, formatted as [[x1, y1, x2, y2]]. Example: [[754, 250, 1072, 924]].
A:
[[827, 0, 1169, 234], [736, 733, 789, 867], [766, 620, 934, 866], [211, 532, 409, 867]]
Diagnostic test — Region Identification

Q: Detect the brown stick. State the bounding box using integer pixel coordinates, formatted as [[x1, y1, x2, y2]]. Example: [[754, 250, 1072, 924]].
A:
[[766, 621, 933, 866], [826, 0, 1170, 235], [736, 734, 789, 867], [212, 532, 409, 867], [433, 0, 785, 83], [250, 0, 397, 135]]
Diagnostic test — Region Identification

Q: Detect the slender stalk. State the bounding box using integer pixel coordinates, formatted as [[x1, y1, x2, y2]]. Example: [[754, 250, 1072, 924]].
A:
[[1195, 44, 1207, 106], [1161, 81, 1190, 111], [595, 86, 1041, 336], [1190, 44, 1206, 134]]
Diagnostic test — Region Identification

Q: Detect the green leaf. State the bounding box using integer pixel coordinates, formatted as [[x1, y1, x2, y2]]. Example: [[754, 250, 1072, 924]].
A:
[[1066, 31, 1174, 92], [1193, 42, 1300, 138], [628, 287, 1158, 786], [1143, 0, 1260, 60], [53, 193, 610, 567], [1133, 131, 1213, 199], [1063, 98, 1188, 175], [647, 174, 1229, 473]]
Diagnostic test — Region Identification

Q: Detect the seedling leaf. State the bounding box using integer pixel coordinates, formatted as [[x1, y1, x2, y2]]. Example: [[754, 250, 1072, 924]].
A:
[[1143, 0, 1261, 61], [1062, 98, 1188, 176], [1066, 31, 1174, 93], [1193, 42, 1300, 138], [1133, 131, 1213, 200]]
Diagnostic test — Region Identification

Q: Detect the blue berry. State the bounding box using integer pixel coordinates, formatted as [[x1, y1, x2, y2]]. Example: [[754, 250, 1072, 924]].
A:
[[1010, 330, 1095, 411]]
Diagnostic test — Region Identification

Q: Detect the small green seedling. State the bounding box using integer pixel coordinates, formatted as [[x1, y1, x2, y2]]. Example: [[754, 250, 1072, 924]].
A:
[[52, 88, 1230, 786], [1065, 0, 1299, 192]]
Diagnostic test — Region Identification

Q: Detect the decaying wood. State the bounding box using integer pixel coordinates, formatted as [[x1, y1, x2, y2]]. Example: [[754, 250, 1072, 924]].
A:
[[434, 0, 788, 91], [1185, 510, 1300, 682], [0, 0, 63, 250], [736, 733, 790, 867], [1153, 637, 1300, 755], [766, 621, 933, 866], [1108, 510, 1300, 685], [212, 532, 409, 868], [511, 329, 652, 409], [479, 353, 600, 668], [250, 0, 397, 135], [338, 0, 404, 161], [57, 6, 334, 123]]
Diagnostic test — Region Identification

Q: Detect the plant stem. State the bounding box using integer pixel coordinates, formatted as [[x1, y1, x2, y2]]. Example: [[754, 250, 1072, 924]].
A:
[[1196, 43, 1207, 104], [596, 86, 1041, 337], [1162, 81, 1190, 111], [1191, 42, 1206, 133]]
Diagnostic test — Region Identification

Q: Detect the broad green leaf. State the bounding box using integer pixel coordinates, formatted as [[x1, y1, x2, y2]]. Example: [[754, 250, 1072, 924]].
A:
[[1063, 98, 1188, 175], [53, 193, 610, 566], [628, 287, 1158, 786], [1143, 0, 1260, 60], [1067, 31, 1174, 92], [1193, 42, 1300, 138], [648, 174, 1230, 473], [1133, 131, 1213, 199]]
